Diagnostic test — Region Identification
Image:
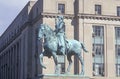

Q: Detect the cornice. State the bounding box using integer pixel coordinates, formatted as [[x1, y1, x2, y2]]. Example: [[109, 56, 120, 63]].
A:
[[79, 14, 120, 21], [39, 13, 120, 21], [41, 12, 74, 19]]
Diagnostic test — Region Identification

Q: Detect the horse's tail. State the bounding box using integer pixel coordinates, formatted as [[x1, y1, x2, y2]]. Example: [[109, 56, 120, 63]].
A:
[[81, 43, 88, 53]]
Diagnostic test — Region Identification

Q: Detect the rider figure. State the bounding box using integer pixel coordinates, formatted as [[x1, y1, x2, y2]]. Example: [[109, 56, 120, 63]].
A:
[[55, 15, 66, 55]]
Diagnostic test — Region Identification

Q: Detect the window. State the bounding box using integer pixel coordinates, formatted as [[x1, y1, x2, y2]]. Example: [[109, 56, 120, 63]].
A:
[[58, 55, 65, 74], [93, 44, 104, 56], [58, 4, 65, 14], [93, 26, 103, 37], [117, 6, 120, 16], [116, 45, 120, 56], [95, 5, 101, 15], [93, 26, 104, 77], [115, 27, 120, 76], [93, 63, 104, 76], [60, 63, 65, 74], [115, 27, 120, 38], [116, 64, 120, 76]]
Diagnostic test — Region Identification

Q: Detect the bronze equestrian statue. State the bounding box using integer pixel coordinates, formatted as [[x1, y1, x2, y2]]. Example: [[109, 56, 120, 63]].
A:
[[38, 16, 88, 75]]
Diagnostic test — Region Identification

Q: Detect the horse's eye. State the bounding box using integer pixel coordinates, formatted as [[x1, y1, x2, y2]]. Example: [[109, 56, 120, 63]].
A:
[[41, 28, 44, 30]]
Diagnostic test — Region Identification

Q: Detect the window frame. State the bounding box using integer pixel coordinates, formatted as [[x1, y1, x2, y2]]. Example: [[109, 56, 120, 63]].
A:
[[117, 6, 120, 16], [58, 55, 65, 74], [58, 3, 65, 14], [93, 26, 104, 37], [93, 44, 104, 56], [95, 4, 102, 15], [116, 45, 120, 57], [93, 63, 104, 76], [115, 27, 120, 38], [116, 64, 120, 76]]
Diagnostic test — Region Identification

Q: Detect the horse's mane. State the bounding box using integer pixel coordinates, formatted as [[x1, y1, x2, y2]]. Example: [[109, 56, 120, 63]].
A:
[[44, 24, 54, 32], [43, 24, 55, 37]]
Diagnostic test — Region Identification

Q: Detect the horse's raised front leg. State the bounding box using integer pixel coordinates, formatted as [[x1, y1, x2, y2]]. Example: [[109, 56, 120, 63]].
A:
[[77, 54, 84, 75], [52, 52, 59, 74], [66, 54, 72, 74], [39, 52, 46, 69]]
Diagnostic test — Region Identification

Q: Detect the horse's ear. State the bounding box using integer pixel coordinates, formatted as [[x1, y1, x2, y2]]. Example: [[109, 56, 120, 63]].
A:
[[45, 24, 49, 29]]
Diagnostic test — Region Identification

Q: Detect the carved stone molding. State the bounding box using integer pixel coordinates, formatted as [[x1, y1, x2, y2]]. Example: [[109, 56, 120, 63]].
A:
[[41, 12, 74, 19], [79, 14, 120, 21], [40, 13, 120, 21]]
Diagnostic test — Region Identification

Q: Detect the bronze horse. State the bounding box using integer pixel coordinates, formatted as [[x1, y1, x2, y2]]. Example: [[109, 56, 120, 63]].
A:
[[38, 24, 88, 75]]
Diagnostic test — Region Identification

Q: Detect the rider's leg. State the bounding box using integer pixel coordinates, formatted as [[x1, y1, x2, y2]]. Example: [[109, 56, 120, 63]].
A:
[[59, 35, 66, 55], [60, 46, 65, 55]]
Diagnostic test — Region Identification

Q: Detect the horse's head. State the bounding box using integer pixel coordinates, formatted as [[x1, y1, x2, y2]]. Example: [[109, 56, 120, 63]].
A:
[[38, 24, 54, 40], [38, 24, 46, 40]]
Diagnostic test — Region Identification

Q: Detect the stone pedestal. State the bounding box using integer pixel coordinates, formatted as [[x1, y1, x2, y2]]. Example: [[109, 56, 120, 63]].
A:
[[37, 74, 90, 79]]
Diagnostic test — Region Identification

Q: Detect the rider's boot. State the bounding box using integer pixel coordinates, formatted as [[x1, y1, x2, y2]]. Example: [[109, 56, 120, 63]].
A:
[[60, 46, 65, 55]]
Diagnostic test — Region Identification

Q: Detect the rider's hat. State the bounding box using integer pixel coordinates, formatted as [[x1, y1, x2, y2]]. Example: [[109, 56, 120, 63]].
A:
[[58, 15, 64, 20]]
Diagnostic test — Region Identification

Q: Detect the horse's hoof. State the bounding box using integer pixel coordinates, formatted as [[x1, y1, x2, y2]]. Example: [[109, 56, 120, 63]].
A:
[[54, 72, 60, 75], [79, 72, 84, 76], [65, 71, 69, 75]]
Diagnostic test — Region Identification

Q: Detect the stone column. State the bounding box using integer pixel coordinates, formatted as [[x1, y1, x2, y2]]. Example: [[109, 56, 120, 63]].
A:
[[16, 43, 18, 79], [13, 46, 15, 79], [18, 40, 21, 79], [4, 53, 5, 79], [17, 41, 20, 79], [14, 46, 16, 79], [10, 48, 12, 79], [74, 0, 80, 74], [3, 54, 5, 79], [20, 38, 23, 79], [5, 50, 8, 79], [7, 51, 8, 79], [0, 56, 1, 79], [1, 56, 2, 79], [8, 49, 10, 78], [16, 42, 19, 79], [6, 52, 7, 79], [2, 55, 4, 78], [2, 55, 3, 79], [12, 46, 14, 79], [20, 36, 25, 79], [5, 53, 6, 79]]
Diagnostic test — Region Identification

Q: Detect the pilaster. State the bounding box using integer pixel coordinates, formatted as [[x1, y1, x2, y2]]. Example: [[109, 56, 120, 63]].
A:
[[105, 25, 116, 77]]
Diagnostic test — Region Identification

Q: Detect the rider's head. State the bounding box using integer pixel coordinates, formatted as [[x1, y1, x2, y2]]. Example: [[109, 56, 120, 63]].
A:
[[58, 15, 64, 21]]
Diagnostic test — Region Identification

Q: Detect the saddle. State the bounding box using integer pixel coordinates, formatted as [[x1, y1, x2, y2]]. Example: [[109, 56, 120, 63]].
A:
[[57, 39, 70, 55]]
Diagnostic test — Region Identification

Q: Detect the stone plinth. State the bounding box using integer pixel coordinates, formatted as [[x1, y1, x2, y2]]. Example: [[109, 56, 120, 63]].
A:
[[37, 74, 90, 79]]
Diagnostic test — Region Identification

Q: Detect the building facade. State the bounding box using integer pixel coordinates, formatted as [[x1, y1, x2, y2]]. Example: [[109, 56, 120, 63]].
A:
[[0, 0, 120, 79]]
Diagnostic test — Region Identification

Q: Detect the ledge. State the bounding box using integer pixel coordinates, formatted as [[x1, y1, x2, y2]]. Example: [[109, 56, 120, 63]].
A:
[[41, 12, 74, 19], [40, 13, 120, 21], [79, 14, 120, 21], [36, 74, 90, 79]]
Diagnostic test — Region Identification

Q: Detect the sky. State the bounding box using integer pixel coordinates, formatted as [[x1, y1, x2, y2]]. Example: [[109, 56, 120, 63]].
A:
[[0, 0, 32, 36]]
